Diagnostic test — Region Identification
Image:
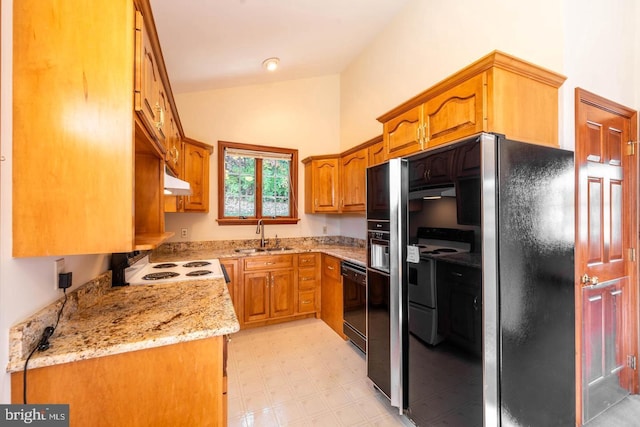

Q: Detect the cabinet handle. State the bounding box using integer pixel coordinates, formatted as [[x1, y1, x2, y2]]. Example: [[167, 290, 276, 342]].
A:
[[173, 146, 179, 163], [302, 300, 312, 304], [423, 169, 431, 182], [265, 261, 275, 265], [451, 272, 463, 277], [473, 296, 479, 311], [425, 121, 430, 146], [155, 102, 165, 130], [327, 266, 334, 270], [300, 277, 313, 281]]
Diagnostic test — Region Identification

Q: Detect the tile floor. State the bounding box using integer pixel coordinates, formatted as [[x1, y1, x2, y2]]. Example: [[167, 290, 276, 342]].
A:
[[227, 318, 410, 426]]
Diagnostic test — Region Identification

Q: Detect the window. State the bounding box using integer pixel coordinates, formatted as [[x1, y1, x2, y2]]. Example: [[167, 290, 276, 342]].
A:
[[217, 141, 299, 225]]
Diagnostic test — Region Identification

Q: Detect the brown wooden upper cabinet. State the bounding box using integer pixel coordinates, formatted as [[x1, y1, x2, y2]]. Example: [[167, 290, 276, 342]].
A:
[[12, 0, 176, 256], [303, 156, 340, 213], [378, 50, 566, 159], [165, 138, 213, 213], [302, 135, 382, 214], [340, 147, 368, 212], [135, 10, 166, 150]]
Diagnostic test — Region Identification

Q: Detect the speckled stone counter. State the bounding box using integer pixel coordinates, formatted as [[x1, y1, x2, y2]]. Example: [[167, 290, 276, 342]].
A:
[[8, 237, 363, 373], [7, 272, 239, 373], [151, 236, 367, 266]]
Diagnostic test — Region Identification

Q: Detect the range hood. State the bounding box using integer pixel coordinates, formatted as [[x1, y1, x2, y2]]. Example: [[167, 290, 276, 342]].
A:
[[164, 167, 191, 196]]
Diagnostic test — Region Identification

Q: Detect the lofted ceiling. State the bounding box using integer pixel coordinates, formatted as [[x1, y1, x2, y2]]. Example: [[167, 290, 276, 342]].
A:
[[150, 0, 410, 94]]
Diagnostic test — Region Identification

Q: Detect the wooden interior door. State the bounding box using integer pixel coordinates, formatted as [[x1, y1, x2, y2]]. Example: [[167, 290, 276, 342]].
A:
[[575, 88, 638, 425]]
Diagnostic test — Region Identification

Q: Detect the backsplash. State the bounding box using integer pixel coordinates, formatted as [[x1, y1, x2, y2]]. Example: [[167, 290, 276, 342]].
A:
[[153, 235, 365, 255], [8, 271, 112, 366]]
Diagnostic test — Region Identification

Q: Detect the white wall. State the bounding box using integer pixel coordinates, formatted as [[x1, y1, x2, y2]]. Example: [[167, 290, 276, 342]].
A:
[[561, 0, 639, 149], [0, 0, 111, 402], [340, 0, 565, 149], [166, 75, 344, 243]]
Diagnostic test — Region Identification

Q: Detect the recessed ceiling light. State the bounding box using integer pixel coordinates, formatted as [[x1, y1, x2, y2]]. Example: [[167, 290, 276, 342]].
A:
[[262, 57, 280, 72]]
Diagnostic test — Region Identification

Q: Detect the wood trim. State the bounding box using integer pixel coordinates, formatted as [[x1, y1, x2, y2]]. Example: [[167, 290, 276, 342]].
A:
[[302, 134, 383, 162], [183, 136, 213, 153], [340, 134, 383, 157], [576, 87, 638, 118], [217, 140, 299, 222], [377, 50, 566, 123], [216, 218, 300, 226]]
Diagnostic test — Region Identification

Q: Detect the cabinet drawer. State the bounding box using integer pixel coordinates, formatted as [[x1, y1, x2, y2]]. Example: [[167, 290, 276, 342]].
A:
[[298, 291, 317, 313], [322, 255, 341, 280], [298, 253, 317, 267], [243, 254, 294, 271], [298, 267, 318, 290]]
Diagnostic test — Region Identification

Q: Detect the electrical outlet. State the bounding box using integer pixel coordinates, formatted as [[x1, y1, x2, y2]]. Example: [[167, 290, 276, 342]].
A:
[[54, 258, 65, 290], [181, 228, 188, 238], [322, 225, 327, 234]]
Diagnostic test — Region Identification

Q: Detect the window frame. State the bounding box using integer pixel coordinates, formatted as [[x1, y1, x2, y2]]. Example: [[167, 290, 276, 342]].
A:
[[217, 140, 300, 225]]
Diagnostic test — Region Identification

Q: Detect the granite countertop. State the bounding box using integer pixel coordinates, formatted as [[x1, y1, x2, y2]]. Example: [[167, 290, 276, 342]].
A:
[[7, 276, 239, 373], [8, 238, 363, 373], [151, 244, 367, 266]]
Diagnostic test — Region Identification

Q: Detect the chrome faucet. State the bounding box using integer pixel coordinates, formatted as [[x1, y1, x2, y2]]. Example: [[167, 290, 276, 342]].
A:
[[256, 219, 266, 248]]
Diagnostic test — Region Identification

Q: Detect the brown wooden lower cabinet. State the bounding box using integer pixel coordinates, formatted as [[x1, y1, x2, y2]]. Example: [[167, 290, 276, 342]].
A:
[[321, 254, 346, 339], [219, 258, 239, 313], [12, 337, 226, 426]]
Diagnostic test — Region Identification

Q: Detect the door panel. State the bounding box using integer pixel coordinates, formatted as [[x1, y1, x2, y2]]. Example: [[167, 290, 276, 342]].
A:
[[575, 88, 638, 425], [583, 279, 631, 421]]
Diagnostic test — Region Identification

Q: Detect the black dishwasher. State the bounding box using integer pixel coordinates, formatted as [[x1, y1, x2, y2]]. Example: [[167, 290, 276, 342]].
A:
[[342, 260, 367, 353]]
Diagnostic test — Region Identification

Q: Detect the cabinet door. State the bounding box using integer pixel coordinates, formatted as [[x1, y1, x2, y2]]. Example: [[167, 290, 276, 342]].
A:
[[368, 139, 386, 166], [136, 15, 164, 143], [383, 104, 423, 159], [340, 148, 368, 212], [321, 255, 345, 338], [165, 111, 181, 175], [243, 272, 270, 323], [220, 259, 239, 311], [311, 158, 340, 212], [270, 269, 295, 318], [424, 73, 486, 148], [183, 142, 211, 212]]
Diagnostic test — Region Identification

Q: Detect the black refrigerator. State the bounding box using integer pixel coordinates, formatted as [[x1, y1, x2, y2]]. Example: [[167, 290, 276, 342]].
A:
[[366, 132, 576, 426]]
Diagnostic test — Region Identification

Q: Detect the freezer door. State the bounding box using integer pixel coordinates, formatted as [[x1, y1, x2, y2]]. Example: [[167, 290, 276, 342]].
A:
[[492, 136, 576, 426]]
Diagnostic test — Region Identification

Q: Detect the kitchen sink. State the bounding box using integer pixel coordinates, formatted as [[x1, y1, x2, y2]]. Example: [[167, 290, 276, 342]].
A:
[[234, 248, 268, 254], [233, 246, 294, 253]]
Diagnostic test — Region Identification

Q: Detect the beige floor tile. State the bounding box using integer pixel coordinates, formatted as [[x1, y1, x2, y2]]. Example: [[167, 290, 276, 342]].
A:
[[228, 318, 409, 427], [272, 400, 306, 426]]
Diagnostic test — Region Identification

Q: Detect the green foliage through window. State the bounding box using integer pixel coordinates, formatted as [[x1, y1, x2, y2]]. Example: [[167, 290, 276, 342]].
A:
[[218, 141, 298, 223]]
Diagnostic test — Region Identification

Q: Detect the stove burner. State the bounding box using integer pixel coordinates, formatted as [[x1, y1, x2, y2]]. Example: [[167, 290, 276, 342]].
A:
[[142, 272, 180, 280], [185, 270, 212, 277], [152, 263, 178, 269], [182, 261, 211, 268]]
